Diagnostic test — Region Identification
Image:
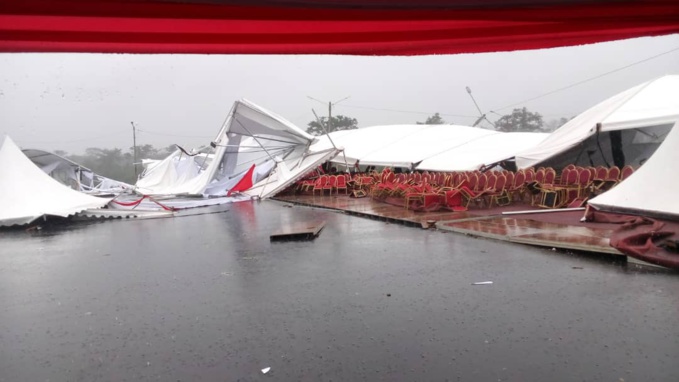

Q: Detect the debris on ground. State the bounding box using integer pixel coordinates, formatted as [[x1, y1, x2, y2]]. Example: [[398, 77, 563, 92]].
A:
[[472, 281, 493, 285], [261, 367, 271, 374], [270, 221, 325, 241]]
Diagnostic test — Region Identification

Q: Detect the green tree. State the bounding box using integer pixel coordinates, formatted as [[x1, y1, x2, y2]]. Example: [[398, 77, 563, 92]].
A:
[[543, 116, 571, 132], [69, 147, 136, 184], [131, 144, 165, 160], [495, 107, 544, 132], [307, 115, 358, 136], [417, 113, 445, 125]]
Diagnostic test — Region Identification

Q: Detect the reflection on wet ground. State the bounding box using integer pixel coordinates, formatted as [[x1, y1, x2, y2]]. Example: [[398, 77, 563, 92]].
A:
[[1, 200, 677, 381]]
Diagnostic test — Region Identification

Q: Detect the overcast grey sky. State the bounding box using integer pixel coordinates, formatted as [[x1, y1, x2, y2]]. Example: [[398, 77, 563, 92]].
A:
[[1, 34, 678, 154]]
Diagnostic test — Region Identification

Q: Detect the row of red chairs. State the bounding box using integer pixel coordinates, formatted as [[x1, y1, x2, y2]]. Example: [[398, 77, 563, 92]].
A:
[[367, 165, 636, 211], [531, 165, 634, 208], [291, 165, 636, 212], [297, 174, 350, 195]]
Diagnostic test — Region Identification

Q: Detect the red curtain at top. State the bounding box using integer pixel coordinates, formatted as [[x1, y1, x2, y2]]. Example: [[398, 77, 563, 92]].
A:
[[0, 0, 678, 55]]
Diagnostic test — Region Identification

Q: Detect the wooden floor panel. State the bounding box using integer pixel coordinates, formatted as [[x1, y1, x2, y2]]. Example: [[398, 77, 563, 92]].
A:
[[274, 193, 622, 255]]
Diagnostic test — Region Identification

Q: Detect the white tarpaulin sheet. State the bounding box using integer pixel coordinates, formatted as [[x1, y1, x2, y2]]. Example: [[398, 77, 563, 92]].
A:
[[244, 147, 341, 199], [135, 99, 318, 197], [22, 148, 132, 194], [588, 121, 679, 220], [515, 75, 679, 169], [416, 132, 548, 171], [310, 125, 496, 168], [0, 136, 111, 227]]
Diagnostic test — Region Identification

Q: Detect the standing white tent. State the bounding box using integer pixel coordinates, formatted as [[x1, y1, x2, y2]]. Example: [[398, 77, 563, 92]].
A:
[[515, 75, 679, 169], [588, 120, 679, 220], [0, 136, 111, 227]]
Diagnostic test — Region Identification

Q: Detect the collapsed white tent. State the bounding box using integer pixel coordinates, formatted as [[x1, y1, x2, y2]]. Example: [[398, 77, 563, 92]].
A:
[[310, 124, 498, 169], [23, 149, 132, 195], [310, 124, 546, 171], [588, 119, 679, 220], [244, 147, 339, 198], [136, 99, 338, 198], [416, 132, 548, 171], [0, 136, 111, 227], [515, 75, 679, 169]]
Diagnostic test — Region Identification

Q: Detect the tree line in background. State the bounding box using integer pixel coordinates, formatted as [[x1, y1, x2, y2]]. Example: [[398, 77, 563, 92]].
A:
[[55, 144, 176, 184], [305, 108, 570, 136]]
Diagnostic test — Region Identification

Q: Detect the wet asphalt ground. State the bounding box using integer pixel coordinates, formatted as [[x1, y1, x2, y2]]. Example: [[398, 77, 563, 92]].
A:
[[1, 200, 678, 382]]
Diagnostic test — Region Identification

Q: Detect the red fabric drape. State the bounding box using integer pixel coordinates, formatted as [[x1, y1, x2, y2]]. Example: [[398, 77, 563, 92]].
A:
[[1, 1, 678, 55], [227, 164, 256, 196], [585, 209, 679, 270]]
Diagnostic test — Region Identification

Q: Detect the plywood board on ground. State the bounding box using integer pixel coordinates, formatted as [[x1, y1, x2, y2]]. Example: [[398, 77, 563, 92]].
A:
[[270, 220, 326, 241]]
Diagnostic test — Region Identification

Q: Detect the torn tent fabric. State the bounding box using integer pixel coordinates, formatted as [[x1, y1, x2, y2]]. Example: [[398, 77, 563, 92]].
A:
[[135, 99, 335, 198]]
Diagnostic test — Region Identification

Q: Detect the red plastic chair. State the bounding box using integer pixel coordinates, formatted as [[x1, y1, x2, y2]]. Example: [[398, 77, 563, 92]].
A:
[[544, 168, 556, 185], [313, 176, 328, 196], [535, 169, 545, 184], [607, 166, 621, 182], [486, 174, 508, 207], [576, 168, 591, 198], [323, 175, 336, 195], [336, 174, 348, 194], [594, 166, 608, 181], [620, 165, 634, 181]]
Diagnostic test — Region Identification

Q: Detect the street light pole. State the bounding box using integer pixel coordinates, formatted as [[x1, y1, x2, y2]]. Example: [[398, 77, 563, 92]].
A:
[[307, 95, 350, 134], [131, 121, 138, 178], [328, 101, 332, 134], [465, 87, 495, 129]]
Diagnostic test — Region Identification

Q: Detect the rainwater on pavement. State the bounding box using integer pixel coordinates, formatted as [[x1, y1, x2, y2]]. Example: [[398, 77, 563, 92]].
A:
[[1, 200, 677, 381]]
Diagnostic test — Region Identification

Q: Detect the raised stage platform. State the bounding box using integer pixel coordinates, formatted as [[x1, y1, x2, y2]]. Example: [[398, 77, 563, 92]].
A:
[[274, 193, 624, 257]]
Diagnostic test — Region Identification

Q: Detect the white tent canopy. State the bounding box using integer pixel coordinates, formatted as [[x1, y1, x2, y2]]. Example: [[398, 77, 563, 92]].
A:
[[310, 124, 498, 169], [0, 136, 111, 227], [515, 75, 679, 169], [416, 132, 548, 172], [588, 120, 679, 220], [135, 99, 334, 198], [310, 124, 546, 171]]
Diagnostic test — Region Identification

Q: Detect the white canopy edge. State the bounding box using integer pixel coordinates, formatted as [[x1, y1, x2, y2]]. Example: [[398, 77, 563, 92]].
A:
[[515, 75, 679, 169], [312, 124, 497, 169], [235, 99, 314, 142], [588, 120, 679, 220], [416, 132, 548, 171], [0, 136, 111, 227]]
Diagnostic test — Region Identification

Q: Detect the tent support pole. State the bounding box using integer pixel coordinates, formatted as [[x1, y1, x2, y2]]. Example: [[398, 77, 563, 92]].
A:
[[233, 118, 278, 163]]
